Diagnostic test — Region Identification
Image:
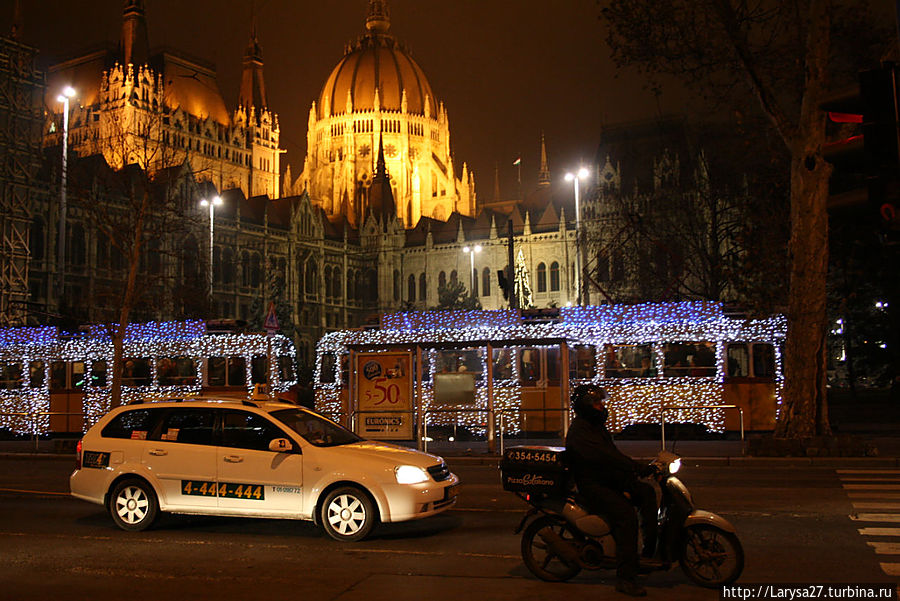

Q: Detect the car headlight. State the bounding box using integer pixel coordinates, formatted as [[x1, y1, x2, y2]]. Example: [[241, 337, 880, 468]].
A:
[[395, 465, 430, 484], [669, 458, 682, 474]]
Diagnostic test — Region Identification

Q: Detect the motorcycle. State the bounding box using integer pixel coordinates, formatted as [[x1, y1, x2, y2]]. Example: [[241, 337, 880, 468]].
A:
[[500, 445, 744, 587]]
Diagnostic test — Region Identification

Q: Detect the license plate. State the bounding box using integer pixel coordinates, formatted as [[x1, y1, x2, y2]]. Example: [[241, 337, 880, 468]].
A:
[[444, 483, 460, 501]]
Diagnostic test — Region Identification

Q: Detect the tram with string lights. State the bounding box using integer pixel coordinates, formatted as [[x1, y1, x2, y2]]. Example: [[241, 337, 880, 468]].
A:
[[313, 302, 786, 446], [0, 320, 297, 436]]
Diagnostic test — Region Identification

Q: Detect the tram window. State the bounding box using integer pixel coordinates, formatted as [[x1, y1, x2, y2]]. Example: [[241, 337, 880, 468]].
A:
[[726, 345, 750, 377], [71, 362, 87, 389], [175, 358, 198, 385], [50, 361, 66, 390], [436, 348, 483, 382], [28, 360, 44, 388], [157, 358, 177, 386], [518, 348, 542, 385], [123, 358, 151, 387], [278, 356, 294, 382], [320, 354, 336, 384], [340, 354, 349, 386], [228, 357, 247, 386], [0, 363, 23, 389], [570, 346, 597, 380], [91, 360, 108, 387], [603, 345, 656, 378], [546, 348, 561, 386], [208, 357, 226, 386], [492, 348, 514, 381], [753, 344, 776, 378], [663, 342, 716, 377], [251, 355, 268, 384]]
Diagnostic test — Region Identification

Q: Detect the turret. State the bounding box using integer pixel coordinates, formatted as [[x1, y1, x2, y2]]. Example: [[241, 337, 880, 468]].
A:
[[121, 0, 150, 67]]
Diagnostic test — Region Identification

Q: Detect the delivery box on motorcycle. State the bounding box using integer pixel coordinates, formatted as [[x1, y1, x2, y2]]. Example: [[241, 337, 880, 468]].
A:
[[500, 445, 568, 495]]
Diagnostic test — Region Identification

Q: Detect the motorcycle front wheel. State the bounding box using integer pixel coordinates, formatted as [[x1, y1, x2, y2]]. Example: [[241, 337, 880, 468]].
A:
[[521, 516, 583, 582], [679, 524, 744, 587]]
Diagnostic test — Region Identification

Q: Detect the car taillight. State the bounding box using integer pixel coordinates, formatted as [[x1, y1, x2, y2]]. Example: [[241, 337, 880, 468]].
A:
[[75, 439, 82, 470]]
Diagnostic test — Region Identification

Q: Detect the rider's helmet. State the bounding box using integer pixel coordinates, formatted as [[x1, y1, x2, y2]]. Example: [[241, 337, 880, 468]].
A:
[[571, 384, 609, 425]]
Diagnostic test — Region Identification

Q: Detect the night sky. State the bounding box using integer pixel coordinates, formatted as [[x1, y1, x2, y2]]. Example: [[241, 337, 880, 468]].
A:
[[5, 1, 704, 200]]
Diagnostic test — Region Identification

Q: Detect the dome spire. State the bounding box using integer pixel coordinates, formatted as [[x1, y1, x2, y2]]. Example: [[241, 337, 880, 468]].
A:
[[538, 132, 551, 188], [366, 0, 390, 34]]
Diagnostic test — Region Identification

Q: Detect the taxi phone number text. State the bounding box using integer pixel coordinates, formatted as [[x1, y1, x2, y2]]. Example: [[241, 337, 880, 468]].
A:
[[182, 480, 265, 500]]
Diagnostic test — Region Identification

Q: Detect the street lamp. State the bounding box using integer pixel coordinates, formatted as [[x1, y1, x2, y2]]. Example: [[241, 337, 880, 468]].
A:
[[565, 167, 589, 305], [55, 85, 76, 304], [200, 195, 223, 298], [462, 244, 482, 297]]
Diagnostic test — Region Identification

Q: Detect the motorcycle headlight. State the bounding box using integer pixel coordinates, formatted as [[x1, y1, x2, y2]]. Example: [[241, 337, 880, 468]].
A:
[[395, 465, 429, 484], [669, 458, 682, 474]]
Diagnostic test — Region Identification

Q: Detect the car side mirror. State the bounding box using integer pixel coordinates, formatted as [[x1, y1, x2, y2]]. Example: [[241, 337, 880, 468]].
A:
[[268, 438, 293, 453]]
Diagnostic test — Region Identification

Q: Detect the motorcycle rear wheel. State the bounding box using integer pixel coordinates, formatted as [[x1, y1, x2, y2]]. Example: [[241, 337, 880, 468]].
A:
[[521, 516, 583, 582], [679, 524, 744, 587]]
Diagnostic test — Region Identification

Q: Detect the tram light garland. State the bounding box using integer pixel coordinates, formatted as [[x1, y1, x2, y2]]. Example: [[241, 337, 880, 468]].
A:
[[0, 321, 297, 434], [314, 302, 786, 435]]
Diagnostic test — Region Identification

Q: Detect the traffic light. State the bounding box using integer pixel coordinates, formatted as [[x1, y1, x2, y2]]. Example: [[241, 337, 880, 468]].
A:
[[497, 269, 510, 300], [822, 62, 900, 232]]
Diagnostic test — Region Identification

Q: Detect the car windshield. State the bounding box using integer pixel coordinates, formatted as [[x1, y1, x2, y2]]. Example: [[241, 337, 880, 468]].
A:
[[270, 408, 362, 447]]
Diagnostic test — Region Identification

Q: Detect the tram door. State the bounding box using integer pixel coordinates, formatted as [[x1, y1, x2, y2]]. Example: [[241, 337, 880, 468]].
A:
[[518, 347, 564, 436]]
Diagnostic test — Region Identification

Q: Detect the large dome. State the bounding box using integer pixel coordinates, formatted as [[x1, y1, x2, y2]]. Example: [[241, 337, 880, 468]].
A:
[[316, 5, 438, 119]]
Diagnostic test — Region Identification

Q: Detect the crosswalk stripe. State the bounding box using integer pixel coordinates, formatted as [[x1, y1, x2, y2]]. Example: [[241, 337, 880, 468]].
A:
[[859, 528, 900, 536], [853, 502, 900, 510], [844, 485, 900, 490], [882, 563, 900, 576], [851, 513, 900, 523], [868, 541, 900, 554]]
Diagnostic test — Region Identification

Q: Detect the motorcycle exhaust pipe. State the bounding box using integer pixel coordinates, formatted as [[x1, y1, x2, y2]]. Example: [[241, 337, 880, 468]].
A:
[[537, 525, 581, 565]]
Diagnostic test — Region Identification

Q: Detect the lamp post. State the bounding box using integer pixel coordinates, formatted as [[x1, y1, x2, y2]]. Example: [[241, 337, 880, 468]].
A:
[[462, 244, 482, 298], [565, 167, 589, 306], [55, 86, 76, 304], [200, 195, 222, 298]]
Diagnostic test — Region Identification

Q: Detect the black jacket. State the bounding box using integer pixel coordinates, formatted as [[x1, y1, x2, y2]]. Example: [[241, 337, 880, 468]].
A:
[[565, 415, 643, 491]]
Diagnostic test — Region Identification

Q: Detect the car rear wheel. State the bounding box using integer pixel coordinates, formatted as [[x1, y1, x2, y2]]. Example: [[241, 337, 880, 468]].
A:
[[109, 478, 159, 532], [320, 486, 377, 542]]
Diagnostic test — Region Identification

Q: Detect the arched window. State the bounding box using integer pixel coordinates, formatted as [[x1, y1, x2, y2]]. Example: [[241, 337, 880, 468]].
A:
[[482, 267, 491, 297], [393, 269, 401, 301], [69, 224, 86, 267], [183, 235, 200, 281], [241, 251, 251, 286], [333, 266, 342, 299], [612, 251, 625, 281], [366, 269, 378, 302], [419, 272, 427, 302], [438, 270, 446, 291], [30, 218, 44, 262], [356, 271, 364, 300], [472, 268, 479, 297], [306, 261, 318, 294], [550, 262, 560, 291], [250, 253, 261, 288], [95, 231, 109, 270], [324, 266, 333, 300], [347, 268, 356, 300], [536, 262, 547, 293], [223, 248, 235, 284], [450, 269, 458, 285], [408, 274, 416, 302]]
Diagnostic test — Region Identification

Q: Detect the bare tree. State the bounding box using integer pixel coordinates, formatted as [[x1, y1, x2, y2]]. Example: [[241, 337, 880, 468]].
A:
[[70, 104, 203, 407], [600, 0, 891, 437]]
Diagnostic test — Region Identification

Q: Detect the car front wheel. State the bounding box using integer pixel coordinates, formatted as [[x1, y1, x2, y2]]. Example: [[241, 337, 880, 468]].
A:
[[109, 478, 159, 532], [320, 486, 377, 542]]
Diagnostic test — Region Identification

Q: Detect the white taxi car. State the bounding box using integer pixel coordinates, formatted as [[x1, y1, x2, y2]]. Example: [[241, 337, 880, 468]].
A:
[[70, 397, 459, 541]]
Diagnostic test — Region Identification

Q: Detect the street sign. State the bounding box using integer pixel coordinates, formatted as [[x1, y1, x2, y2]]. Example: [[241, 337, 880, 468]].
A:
[[264, 301, 279, 333]]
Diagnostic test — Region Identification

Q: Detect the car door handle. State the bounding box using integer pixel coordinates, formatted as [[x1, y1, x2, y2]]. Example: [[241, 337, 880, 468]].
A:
[[148, 449, 167, 456], [224, 455, 244, 463]]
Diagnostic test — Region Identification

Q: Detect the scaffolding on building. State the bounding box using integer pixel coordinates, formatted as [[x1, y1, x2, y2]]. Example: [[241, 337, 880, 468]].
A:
[[0, 36, 45, 326]]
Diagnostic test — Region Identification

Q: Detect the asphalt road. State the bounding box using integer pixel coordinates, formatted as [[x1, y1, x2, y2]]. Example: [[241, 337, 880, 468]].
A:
[[0, 457, 897, 600]]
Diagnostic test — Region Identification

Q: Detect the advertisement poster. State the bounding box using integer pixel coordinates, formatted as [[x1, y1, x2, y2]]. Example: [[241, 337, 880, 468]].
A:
[[355, 352, 414, 439]]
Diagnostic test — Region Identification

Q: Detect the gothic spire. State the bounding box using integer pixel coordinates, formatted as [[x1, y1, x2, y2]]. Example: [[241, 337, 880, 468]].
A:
[[121, 0, 149, 67], [369, 135, 396, 220], [239, 9, 267, 112], [538, 132, 551, 188]]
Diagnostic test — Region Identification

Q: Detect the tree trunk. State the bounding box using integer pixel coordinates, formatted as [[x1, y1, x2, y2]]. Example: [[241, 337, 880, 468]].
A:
[[776, 154, 832, 437]]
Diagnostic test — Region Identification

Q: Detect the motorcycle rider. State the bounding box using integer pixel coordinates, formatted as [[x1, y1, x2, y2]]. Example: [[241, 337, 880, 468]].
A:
[[565, 384, 658, 597]]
